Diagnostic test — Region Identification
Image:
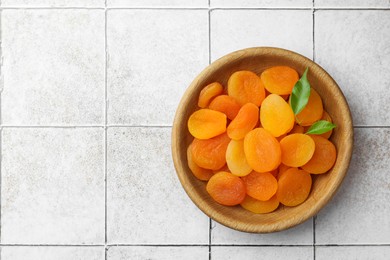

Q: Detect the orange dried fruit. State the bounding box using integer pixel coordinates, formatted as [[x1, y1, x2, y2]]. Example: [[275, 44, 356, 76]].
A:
[[295, 88, 323, 126], [188, 109, 227, 139], [226, 139, 252, 177], [261, 66, 299, 95], [198, 82, 223, 108], [280, 133, 315, 167], [227, 103, 258, 140], [277, 168, 312, 206], [206, 171, 246, 206], [244, 128, 281, 172], [242, 171, 278, 201], [191, 133, 230, 170], [240, 195, 279, 214], [260, 94, 295, 137], [187, 144, 214, 181], [302, 135, 337, 174], [209, 95, 241, 120], [227, 70, 265, 106]]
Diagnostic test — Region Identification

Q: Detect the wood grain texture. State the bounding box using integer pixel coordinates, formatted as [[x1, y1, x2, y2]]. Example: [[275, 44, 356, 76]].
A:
[[171, 47, 353, 233]]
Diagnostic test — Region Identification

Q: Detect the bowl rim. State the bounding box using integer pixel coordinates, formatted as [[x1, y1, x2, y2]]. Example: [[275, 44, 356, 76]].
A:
[[172, 46, 354, 233]]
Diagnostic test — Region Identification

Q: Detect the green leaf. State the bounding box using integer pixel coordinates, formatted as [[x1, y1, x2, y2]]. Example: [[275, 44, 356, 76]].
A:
[[306, 120, 336, 135], [290, 67, 310, 115]]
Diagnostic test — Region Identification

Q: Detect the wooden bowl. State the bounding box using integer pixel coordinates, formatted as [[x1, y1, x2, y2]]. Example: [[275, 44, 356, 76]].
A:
[[171, 47, 353, 233]]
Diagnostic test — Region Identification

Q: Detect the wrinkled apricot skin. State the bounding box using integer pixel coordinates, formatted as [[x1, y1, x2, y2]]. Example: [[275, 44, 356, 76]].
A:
[[187, 145, 214, 181], [209, 95, 241, 120], [260, 94, 295, 137], [261, 66, 299, 95], [240, 195, 279, 214], [242, 171, 278, 201], [280, 134, 315, 167], [206, 171, 246, 206], [226, 140, 252, 177], [302, 135, 337, 174], [295, 88, 324, 126], [277, 164, 291, 179], [277, 168, 312, 207], [188, 109, 227, 139], [244, 128, 282, 173], [191, 133, 230, 170], [227, 103, 259, 140], [228, 70, 265, 106], [198, 82, 224, 108]]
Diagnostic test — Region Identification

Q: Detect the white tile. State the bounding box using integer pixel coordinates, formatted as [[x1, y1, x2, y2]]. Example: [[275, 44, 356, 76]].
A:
[[211, 10, 313, 61], [1, 0, 104, 7], [211, 0, 312, 7], [1, 10, 105, 125], [211, 219, 313, 245], [315, 0, 390, 7], [107, 0, 207, 7], [107, 127, 209, 244], [1, 247, 104, 260], [107, 10, 208, 125], [316, 129, 390, 244], [107, 246, 209, 260], [316, 246, 390, 260], [212, 246, 313, 260], [315, 10, 390, 126], [1, 128, 105, 244]]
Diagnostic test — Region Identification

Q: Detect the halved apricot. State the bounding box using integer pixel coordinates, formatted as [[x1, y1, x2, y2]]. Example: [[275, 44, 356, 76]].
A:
[[206, 171, 246, 206], [227, 70, 265, 106], [188, 109, 227, 139], [244, 128, 281, 173]]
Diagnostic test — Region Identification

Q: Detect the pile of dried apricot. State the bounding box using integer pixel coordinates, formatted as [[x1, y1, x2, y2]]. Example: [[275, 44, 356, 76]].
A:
[[187, 66, 337, 214]]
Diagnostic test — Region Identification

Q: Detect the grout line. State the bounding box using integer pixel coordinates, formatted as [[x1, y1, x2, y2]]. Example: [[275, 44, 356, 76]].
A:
[[0, 128, 2, 249], [312, 6, 315, 62], [107, 244, 312, 247], [104, 0, 108, 259], [0, 7, 388, 11], [0, 7, 2, 252], [0, 244, 388, 247], [316, 244, 390, 247], [0, 124, 180, 129], [0, 244, 105, 247]]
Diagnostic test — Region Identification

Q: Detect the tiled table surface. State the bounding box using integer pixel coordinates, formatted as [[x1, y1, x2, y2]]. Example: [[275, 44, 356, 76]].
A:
[[0, 0, 389, 259]]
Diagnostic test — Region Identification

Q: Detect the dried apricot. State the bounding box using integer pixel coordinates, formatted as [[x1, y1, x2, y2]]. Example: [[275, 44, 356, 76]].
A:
[[242, 171, 278, 201], [280, 134, 315, 167], [244, 128, 281, 172], [302, 135, 337, 174], [209, 95, 241, 120], [198, 82, 223, 108], [261, 66, 299, 95], [226, 139, 252, 177], [188, 109, 227, 139], [227, 103, 258, 140], [240, 195, 279, 214], [295, 88, 323, 126], [260, 94, 295, 137], [191, 133, 230, 170], [227, 70, 265, 106], [187, 145, 214, 181], [277, 168, 312, 206], [206, 171, 246, 206], [289, 124, 304, 134]]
